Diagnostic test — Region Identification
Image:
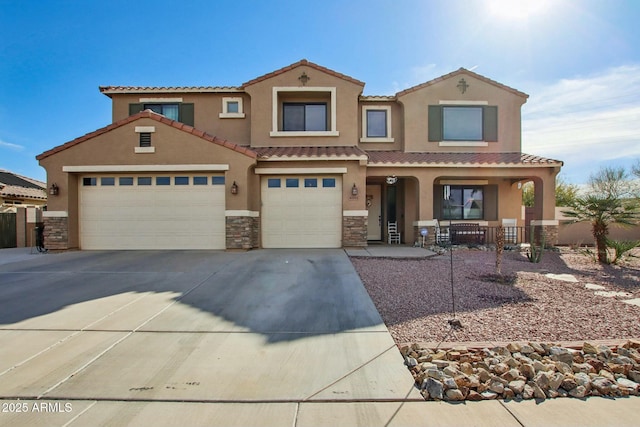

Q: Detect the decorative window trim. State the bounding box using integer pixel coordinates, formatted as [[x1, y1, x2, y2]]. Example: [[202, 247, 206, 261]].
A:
[[135, 147, 156, 154], [270, 86, 338, 137], [438, 100, 488, 105], [139, 97, 183, 103], [219, 97, 245, 118], [134, 126, 156, 133], [360, 105, 394, 143], [439, 141, 488, 147]]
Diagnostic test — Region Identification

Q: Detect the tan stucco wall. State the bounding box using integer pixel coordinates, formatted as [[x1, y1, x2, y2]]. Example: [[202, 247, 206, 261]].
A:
[[110, 93, 251, 145], [244, 65, 364, 147], [398, 72, 527, 153], [356, 101, 404, 151], [38, 117, 257, 248]]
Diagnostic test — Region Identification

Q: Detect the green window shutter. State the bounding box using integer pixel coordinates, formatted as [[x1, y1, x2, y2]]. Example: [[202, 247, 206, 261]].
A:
[[428, 105, 442, 142], [129, 103, 144, 116], [483, 106, 498, 142], [179, 103, 195, 126]]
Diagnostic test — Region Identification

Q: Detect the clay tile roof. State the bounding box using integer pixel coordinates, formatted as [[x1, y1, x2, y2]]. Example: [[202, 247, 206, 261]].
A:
[[242, 59, 365, 88], [365, 151, 562, 166], [396, 68, 528, 98], [36, 110, 257, 161], [254, 146, 369, 160], [0, 170, 47, 200], [99, 86, 242, 97]]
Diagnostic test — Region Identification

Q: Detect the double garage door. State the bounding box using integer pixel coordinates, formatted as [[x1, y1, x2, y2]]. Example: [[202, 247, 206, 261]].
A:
[[79, 174, 225, 250], [261, 175, 342, 248]]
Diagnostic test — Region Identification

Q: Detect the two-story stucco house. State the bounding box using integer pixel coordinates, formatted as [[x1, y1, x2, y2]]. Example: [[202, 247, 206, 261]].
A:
[[36, 59, 562, 250]]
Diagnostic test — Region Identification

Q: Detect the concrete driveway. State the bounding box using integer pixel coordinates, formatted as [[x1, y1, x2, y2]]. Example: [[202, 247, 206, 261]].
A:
[[0, 249, 421, 426]]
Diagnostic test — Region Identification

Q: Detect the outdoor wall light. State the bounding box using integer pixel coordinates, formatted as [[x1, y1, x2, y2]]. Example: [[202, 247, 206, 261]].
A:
[[49, 183, 59, 196], [351, 183, 359, 196], [230, 181, 238, 195]]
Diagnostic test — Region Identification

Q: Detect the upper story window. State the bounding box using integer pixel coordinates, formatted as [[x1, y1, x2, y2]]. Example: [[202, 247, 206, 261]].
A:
[[428, 103, 497, 146], [220, 97, 245, 118], [283, 103, 327, 131], [360, 105, 394, 143], [270, 87, 339, 137], [129, 98, 194, 126], [144, 104, 179, 121]]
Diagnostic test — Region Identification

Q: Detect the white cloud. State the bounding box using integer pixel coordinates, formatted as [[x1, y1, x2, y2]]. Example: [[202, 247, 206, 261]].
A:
[[0, 139, 24, 151], [522, 65, 640, 182]]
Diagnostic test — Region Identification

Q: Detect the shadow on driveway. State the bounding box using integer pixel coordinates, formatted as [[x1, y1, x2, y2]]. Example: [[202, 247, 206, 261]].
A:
[[0, 250, 384, 343]]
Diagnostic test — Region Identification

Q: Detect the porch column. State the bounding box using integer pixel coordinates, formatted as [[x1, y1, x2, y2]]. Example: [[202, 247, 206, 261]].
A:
[[532, 173, 560, 246], [412, 176, 435, 245]]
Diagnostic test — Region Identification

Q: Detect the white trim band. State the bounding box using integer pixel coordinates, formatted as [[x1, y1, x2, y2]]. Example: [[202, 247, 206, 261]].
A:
[[439, 141, 489, 147], [343, 210, 369, 217], [43, 211, 68, 218], [255, 167, 348, 175], [530, 220, 559, 226], [225, 210, 260, 217], [63, 164, 230, 172]]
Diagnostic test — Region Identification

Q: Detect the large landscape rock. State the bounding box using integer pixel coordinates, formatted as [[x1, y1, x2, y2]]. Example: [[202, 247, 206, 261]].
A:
[[405, 340, 640, 402]]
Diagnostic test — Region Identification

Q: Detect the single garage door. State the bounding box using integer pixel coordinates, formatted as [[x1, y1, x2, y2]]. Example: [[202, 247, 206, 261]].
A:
[[261, 176, 342, 248], [79, 174, 225, 249]]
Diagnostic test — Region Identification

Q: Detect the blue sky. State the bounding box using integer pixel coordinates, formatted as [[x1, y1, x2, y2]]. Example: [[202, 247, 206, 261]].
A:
[[1, 0, 639, 184]]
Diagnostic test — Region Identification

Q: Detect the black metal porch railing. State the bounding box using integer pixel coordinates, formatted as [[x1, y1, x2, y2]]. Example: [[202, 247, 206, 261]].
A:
[[438, 225, 530, 246]]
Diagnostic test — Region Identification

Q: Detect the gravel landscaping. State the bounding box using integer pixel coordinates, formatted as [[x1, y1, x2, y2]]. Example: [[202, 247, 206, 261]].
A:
[[351, 247, 640, 344]]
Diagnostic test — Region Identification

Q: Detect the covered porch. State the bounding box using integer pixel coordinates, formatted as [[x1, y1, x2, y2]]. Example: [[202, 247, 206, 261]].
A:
[[365, 152, 563, 246]]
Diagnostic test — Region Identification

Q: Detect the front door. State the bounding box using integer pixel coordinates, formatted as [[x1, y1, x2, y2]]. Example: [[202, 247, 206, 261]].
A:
[[366, 185, 382, 240]]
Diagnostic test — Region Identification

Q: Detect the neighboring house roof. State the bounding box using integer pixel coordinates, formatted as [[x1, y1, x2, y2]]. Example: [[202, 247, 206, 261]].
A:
[[36, 110, 257, 161], [242, 59, 365, 88], [366, 151, 562, 167], [0, 170, 47, 200], [99, 86, 242, 96], [360, 95, 397, 102], [396, 68, 529, 99], [254, 146, 368, 161]]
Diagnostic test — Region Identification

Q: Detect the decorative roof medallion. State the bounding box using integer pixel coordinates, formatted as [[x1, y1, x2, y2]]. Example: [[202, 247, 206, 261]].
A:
[[457, 78, 469, 94], [298, 72, 310, 86]]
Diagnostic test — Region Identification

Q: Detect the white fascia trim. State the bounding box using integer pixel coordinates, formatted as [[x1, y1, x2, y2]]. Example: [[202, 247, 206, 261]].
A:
[[63, 164, 230, 172], [255, 167, 348, 175], [530, 220, 559, 226], [43, 211, 68, 218], [134, 126, 156, 133], [271, 86, 337, 133], [361, 105, 393, 142], [225, 210, 259, 217], [439, 100, 489, 105], [439, 141, 489, 147], [270, 131, 340, 137], [343, 210, 369, 217], [134, 147, 156, 154], [139, 97, 184, 103]]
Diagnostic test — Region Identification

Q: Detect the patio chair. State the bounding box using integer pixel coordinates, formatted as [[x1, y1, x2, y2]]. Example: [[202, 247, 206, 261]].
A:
[[435, 219, 450, 244], [502, 218, 518, 244], [387, 221, 401, 244]]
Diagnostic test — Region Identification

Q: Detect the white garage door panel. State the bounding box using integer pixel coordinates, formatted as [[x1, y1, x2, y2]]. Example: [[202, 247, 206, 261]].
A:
[[262, 176, 342, 248], [80, 175, 225, 250]]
